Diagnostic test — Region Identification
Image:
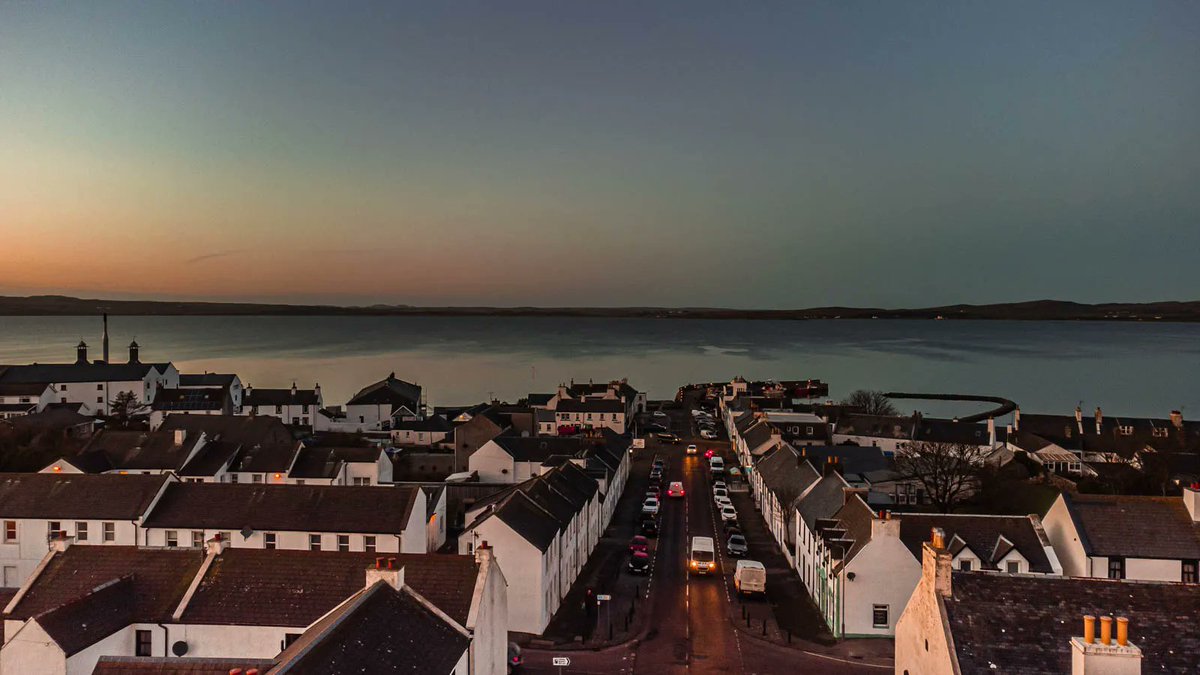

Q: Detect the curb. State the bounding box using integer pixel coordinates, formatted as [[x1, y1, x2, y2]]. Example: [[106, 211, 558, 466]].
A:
[[729, 621, 895, 670]]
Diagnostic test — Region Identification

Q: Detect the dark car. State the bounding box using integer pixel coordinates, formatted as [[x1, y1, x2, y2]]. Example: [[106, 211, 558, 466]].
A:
[[723, 521, 742, 537], [727, 533, 749, 557], [646, 423, 668, 433], [640, 516, 659, 537], [628, 550, 652, 575], [656, 432, 682, 444]]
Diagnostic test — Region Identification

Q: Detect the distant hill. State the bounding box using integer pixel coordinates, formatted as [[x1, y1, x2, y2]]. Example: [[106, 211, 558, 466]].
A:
[[1, 295, 1199, 321]]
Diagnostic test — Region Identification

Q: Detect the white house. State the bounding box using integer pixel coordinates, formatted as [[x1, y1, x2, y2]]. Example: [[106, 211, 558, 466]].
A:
[[140, 481, 430, 554], [1042, 486, 1200, 583], [896, 527, 1200, 675], [0, 383, 55, 419], [240, 383, 322, 428], [0, 341, 177, 418], [178, 373, 243, 412], [0, 540, 508, 675], [343, 373, 423, 431], [0, 473, 172, 586]]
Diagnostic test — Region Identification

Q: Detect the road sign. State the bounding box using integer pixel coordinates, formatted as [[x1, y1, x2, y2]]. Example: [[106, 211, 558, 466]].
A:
[[596, 594, 612, 601], [552, 656, 571, 667]]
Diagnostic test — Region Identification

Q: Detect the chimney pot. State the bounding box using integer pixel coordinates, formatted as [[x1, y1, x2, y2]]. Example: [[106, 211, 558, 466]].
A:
[[387, 557, 396, 570], [375, 557, 383, 570], [1100, 615, 1113, 645], [931, 527, 946, 550], [1116, 616, 1129, 647], [1083, 615, 1096, 644]]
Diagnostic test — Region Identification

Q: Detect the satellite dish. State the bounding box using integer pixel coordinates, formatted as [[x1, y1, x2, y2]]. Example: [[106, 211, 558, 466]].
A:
[[172, 641, 189, 656]]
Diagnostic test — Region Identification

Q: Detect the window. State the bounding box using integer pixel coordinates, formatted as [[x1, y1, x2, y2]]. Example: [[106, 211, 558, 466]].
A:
[[135, 629, 153, 657], [103, 522, 115, 542], [60, 385, 67, 391], [1184, 560, 1198, 584], [1108, 557, 1126, 580], [353, 477, 370, 486], [97, 384, 103, 391], [264, 532, 277, 550], [1153, 427, 1170, 438], [230, 473, 239, 483], [302, 416, 309, 425], [4, 521, 16, 543], [1006, 560, 1021, 574], [302, 405, 309, 414], [958, 559, 972, 572], [75, 522, 88, 542], [252, 474, 263, 483], [97, 397, 103, 403], [275, 405, 283, 415], [309, 534, 321, 551], [166, 531, 178, 547], [292, 417, 299, 425], [283, 633, 303, 649], [364, 535, 376, 553], [18, 397, 29, 404], [1118, 425, 1135, 436], [220, 531, 232, 544], [872, 604, 889, 628], [296, 480, 305, 486], [192, 531, 205, 548], [337, 534, 350, 552], [48, 521, 61, 538]]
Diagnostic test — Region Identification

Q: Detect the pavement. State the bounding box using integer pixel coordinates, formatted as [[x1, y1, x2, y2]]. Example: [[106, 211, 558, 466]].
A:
[[520, 403, 894, 673]]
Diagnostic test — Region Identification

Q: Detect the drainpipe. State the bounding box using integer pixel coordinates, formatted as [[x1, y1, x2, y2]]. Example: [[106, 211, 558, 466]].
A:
[[158, 622, 170, 657]]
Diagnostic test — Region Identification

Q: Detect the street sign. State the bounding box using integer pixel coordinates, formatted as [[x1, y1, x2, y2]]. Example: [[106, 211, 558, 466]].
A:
[[596, 594, 612, 601], [552, 656, 571, 667]]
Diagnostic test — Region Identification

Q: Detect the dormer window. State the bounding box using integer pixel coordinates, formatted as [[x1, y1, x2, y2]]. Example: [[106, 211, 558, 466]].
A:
[[1006, 560, 1021, 574], [1152, 427, 1169, 438], [1118, 425, 1134, 436]]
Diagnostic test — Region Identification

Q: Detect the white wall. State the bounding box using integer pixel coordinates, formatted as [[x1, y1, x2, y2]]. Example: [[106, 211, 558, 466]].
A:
[[1043, 496, 1087, 577], [468, 553, 509, 675], [142, 528, 402, 554], [1, 621, 65, 675], [469, 442, 516, 483], [894, 547, 958, 675], [0, 519, 139, 586], [167, 623, 300, 659], [841, 521, 920, 637], [460, 519, 550, 634]]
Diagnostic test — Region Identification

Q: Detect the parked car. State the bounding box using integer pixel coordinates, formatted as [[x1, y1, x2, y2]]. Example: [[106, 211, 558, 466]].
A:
[[727, 533, 749, 557], [715, 495, 733, 510], [712, 480, 727, 491], [735, 560, 767, 595], [646, 489, 661, 503], [667, 481, 685, 497], [713, 486, 729, 502], [724, 523, 742, 538], [646, 423, 668, 433], [686, 444, 698, 455], [656, 432, 681, 444], [652, 458, 666, 471], [719, 504, 738, 522], [643, 496, 660, 515], [649, 468, 663, 480], [629, 535, 649, 554], [700, 429, 718, 439], [640, 516, 659, 537], [653, 410, 668, 419], [704, 448, 715, 459], [628, 550, 652, 575]]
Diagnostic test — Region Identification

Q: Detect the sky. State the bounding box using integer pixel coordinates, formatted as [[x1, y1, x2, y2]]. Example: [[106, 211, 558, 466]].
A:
[[1, 1, 1197, 309]]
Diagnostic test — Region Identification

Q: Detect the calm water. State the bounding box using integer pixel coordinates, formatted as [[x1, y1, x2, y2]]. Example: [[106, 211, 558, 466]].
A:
[[1, 316, 1198, 419]]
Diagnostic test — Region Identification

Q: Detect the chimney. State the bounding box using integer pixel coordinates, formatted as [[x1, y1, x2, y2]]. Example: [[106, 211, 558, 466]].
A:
[[206, 532, 229, 556], [102, 313, 110, 363], [314, 382, 321, 398], [474, 539, 493, 564], [50, 531, 74, 552], [365, 557, 404, 590], [1071, 615, 1141, 674], [923, 527, 952, 598], [1075, 406, 1083, 424], [1170, 410, 1183, 430], [291, 382, 298, 397], [174, 429, 187, 446], [1013, 406, 1021, 431], [870, 511, 900, 539], [987, 417, 996, 446], [1095, 407, 1103, 434], [128, 340, 139, 364], [76, 340, 89, 365], [1183, 483, 1200, 522]]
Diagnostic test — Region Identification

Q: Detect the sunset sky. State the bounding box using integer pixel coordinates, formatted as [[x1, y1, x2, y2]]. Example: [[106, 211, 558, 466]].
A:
[[1, 2, 1198, 308]]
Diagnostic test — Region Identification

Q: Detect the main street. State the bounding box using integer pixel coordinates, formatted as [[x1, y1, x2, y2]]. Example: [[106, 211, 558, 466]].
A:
[[522, 408, 887, 674]]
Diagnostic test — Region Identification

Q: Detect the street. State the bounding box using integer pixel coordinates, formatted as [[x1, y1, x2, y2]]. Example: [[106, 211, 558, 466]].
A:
[[522, 407, 888, 674]]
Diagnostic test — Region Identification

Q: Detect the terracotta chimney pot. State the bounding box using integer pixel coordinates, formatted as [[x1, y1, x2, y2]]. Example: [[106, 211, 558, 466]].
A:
[[1116, 616, 1128, 646], [1100, 615, 1113, 645], [1083, 615, 1096, 644]]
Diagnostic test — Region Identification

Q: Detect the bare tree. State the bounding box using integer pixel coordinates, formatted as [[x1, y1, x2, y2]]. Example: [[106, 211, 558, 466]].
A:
[[842, 389, 898, 416], [108, 390, 146, 428], [894, 441, 990, 513]]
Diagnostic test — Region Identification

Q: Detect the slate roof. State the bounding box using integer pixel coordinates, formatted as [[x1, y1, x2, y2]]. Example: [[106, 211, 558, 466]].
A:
[[178, 373, 238, 388], [492, 491, 560, 552], [1060, 492, 1200, 559], [289, 445, 384, 479], [741, 420, 777, 454], [755, 445, 821, 505], [527, 393, 554, 407], [227, 441, 299, 473], [834, 414, 915, 440], [77, 428, 205, 471], [795, 445, 891, 478], [490, 435, 590, 462], [0, 382, 51, 396], [93, 656, 276, 674], [180, 549, 479, 626], [158, 414, 294, 447], [271, 581, 469, 674], [898, 514, 1056, 573], [796, 473, 851, 530], [943, 572, 1200, 674], [0, 362, 166, 385], [243, 387, 320, 407], [392, 415, 452, 432], [5, 546, 205, 623], [0, 473, 169, 519], [347, 374, 421, 408], [151, 388, 227, 412], [555, 398, 626, 414], [176, 440, 241, 477], [36, 576, 134, 656], [830, 494, 876, 564], [142, 483, 420, 534], [913, 418, 993, 445]]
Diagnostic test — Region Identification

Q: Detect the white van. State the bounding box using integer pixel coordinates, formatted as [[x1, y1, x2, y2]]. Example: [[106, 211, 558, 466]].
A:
[[709, 456, 725, 476], [688, 536, 717, 575], [735, 560, 767, 595]]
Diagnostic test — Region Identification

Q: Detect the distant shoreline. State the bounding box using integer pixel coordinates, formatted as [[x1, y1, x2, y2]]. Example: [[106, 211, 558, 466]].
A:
[[2, 295, 1199, 322]]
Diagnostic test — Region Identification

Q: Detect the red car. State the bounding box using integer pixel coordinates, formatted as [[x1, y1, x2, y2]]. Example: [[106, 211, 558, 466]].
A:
[[629, 535, 649, 554], [704, 449, 715, 459]]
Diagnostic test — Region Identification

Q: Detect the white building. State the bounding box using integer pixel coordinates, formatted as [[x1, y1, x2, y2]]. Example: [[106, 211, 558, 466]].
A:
[[240, 383, 322, 428], [0, 383, 55, 420], [178, 373, 243, 412], [1042, 486, 1200, 583], [343, 373, 423, 432]]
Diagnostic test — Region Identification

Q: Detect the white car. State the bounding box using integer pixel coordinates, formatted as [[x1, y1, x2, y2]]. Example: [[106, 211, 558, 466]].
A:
[[642, 497, 660, 515], [712, 480, 727, 491], [686, 444, 698, 455], [715, 495, 733, 509], [700, 429, 718, 440], [719, 504, 738, 522], [713, 487, 729, 501]]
